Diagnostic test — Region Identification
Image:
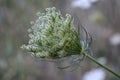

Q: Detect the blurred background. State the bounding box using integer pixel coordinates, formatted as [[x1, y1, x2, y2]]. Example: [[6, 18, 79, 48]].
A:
[[0, 0, 120, 80]]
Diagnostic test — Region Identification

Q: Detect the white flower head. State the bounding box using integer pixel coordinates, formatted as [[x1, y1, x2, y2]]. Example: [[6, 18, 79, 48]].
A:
[[21, 7, 82, 59]]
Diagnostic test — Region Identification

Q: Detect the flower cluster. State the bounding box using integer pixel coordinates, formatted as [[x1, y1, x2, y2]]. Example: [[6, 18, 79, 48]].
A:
[[21, 7, 82, 59]]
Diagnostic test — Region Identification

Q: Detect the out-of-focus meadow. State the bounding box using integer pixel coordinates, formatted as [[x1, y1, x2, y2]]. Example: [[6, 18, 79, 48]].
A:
[[0, 0, 120, 80]]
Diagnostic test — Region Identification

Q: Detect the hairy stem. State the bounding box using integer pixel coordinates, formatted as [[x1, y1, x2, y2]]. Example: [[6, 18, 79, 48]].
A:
[[84, 53, 120, 79]]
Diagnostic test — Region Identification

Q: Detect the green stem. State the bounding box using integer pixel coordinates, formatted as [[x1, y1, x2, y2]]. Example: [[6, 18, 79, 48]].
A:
[[84, 53, 120, 79]]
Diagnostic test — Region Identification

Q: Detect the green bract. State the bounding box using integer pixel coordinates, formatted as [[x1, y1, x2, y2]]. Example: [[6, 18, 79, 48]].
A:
[[21, 7, 82, 59]]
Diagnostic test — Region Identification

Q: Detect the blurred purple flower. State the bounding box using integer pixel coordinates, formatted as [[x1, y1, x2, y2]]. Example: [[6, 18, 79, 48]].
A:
[[71, 0, 99, 9]]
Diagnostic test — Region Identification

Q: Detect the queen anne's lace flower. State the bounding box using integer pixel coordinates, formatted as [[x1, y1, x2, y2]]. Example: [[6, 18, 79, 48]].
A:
[[21, 7, 82, 59], [21, 8, 120, 78]]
